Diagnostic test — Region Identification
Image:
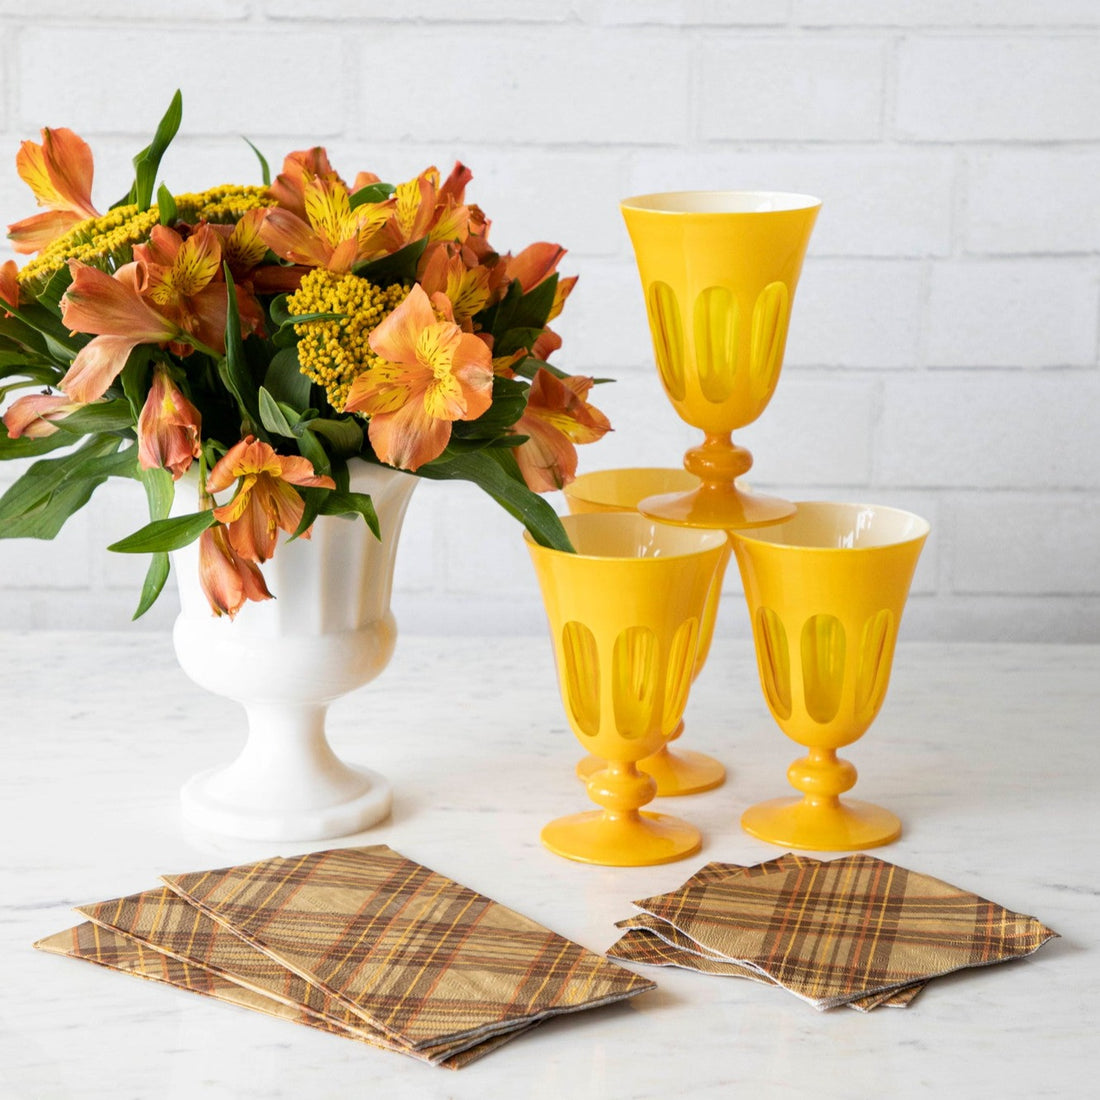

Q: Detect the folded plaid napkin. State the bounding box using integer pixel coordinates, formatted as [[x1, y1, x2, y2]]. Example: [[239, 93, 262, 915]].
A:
[[608, 853, 1055, 1011], [36, 844, 654, 1067]]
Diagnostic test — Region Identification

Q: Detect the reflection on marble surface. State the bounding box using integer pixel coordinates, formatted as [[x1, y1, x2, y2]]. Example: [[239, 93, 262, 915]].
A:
[[1, 631, 1097, 1098]]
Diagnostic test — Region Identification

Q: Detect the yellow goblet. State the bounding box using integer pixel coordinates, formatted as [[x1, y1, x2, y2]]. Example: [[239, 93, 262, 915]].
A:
[[526, 513, 728, 866], [563, 468, 730, 795], [621, 191, 821, 530], [729, 503, 929, 851]]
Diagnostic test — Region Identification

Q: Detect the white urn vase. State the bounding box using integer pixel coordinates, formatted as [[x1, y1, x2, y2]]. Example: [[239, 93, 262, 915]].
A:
[[169, 463, 417, 841]]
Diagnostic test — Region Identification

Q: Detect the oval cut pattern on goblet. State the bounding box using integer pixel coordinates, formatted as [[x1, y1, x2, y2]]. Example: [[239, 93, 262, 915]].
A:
[[645, 281, 686, 401], [562, 620, 600, 737], [612, 626, 659, 740], [692, 286, 739, 403], [662, 617, 699, 732], [756, 606, 792, 720], [801, 614, 846, 724], [855, 609, 894, 723], [749, 281, 790, 404]]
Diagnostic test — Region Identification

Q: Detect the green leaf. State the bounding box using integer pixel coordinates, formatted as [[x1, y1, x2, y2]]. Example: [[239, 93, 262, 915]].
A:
[[451, 375, 528, 440], [157, 183, 178, 226], [510, 355, 569, 382], [0, 425, 75, 460], [10, 303, 84, 361], [317, 489, 380, 539], [511, 273, 559, 330], [302, 416, 363, 455], [349, 182, 395, 208], [119, 347, 153, 422], [258, 386, 297, 437], [131, 465, 175, 619], [108, 510, 217, 553], [417, 448, 574, 552], [53, 399, 136, 435], [126, 90, 184, 211], [493, 326, 546, 358], [243, 136, 271, 186], [264, 346, 313, 409], [0, 437, 129, 527], [295, 424, 330, 476], [218, 265, 261, 434], [354, 238, 427, 285], [0, 475, 107, 539], [36, 265, 74, 320]]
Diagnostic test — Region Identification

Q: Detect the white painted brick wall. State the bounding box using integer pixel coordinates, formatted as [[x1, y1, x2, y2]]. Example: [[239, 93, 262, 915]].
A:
[[0, 0, 1097, 642]]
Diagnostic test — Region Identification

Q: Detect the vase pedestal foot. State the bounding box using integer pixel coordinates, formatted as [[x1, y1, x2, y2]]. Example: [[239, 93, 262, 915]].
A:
[[180, 764, 392, 842], [541, 810, 701, 867], [576, 746, 726, 796], [740, 796, 901, 852]]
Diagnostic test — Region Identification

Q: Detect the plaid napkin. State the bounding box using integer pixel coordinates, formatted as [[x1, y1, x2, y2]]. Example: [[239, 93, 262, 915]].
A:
[[35, 845, 653, 1067], [607, 853, 1055, 1011]]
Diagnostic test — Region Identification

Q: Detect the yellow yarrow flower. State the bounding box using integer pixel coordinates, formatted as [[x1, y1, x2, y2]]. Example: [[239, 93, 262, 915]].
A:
[[17, 185, 270, 291], [288, 268, 409, 412]]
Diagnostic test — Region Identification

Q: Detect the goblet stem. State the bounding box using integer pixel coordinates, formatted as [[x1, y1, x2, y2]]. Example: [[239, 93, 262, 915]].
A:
[[685, 432, 753, 488], [586, 760, 658, 822], [787, 746, 858, 807]]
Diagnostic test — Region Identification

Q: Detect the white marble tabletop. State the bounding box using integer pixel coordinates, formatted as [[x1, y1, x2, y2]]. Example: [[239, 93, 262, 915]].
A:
[[1, 630, 1097, 1099]]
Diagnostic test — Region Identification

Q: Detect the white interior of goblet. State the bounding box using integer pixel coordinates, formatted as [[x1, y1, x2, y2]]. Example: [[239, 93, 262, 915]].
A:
[[622, 191, 822, 214], [558, 512, 727, 560], [741, 502, 930, 551]]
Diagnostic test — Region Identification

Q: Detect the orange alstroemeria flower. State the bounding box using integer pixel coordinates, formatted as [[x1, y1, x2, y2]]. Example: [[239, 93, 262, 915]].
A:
[[8, 127, 100, 254], [2, 392, 81, 439], [260, 176, 391, 274], [137, 367, 202, 480], [344, 284, 493, 471], [59, 262, 180, 403], [198, 522, 273, 619], [417, 242, 491, 329], [207, 436, 336, 563], [504, 241, 577, 321], [374, 164, 471, 255], [268, 147, 344, 220], [514, 368, 611, 493], [133, 223, 264, 352]]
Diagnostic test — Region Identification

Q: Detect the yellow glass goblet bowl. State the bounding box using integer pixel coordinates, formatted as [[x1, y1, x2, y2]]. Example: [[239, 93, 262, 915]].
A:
[[563, 467, 730, 796], [526, 513, 728, 866], [621, 190, 821, 531], [729, 503, 929, 851]]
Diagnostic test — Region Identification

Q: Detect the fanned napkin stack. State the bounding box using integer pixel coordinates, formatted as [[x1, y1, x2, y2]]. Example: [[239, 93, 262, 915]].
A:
[[607, 853, 1056, 1012], [35, 845, 654, 1068]]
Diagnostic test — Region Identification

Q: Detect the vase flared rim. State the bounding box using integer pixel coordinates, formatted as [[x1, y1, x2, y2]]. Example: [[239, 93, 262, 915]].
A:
[[730, 501, 930, 553], [621, 191, 822, 215]]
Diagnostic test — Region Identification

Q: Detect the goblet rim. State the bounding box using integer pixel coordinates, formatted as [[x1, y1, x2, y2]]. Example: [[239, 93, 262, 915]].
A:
[[525, 511, 728, 562], [621, 190, 822, 215], [563, 466, 700, 512], [730, 501, 930, 553]]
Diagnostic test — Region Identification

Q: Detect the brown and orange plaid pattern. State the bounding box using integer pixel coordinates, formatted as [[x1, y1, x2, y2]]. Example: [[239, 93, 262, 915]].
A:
[[607, 853, 1055, 1011], [35, 845, 654, 1067]]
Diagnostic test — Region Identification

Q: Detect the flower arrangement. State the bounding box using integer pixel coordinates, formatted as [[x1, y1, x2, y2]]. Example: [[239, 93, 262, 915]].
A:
[[0, 93, 610, 617]]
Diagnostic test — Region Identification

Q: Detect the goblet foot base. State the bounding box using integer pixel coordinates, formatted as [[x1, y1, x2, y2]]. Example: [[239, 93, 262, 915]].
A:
[[741, 796, 901, 852], [639, 486, 795, 531], [575, 747, 726, 796], [541, 810, 701, 866], [181, 764, 392, 842]]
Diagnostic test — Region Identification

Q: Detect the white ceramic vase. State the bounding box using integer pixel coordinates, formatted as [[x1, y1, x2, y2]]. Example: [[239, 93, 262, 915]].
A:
[[169, 462, 417, 841]]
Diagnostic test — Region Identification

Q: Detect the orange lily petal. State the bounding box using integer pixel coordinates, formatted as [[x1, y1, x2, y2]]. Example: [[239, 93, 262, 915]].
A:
[[259, 207, 335, 268], [439, 161, 473, 205], [224, 209, 269, 273], [198, 523, 273, 618], [368, 285, 437, 365], [137, 368, 202, 479], [60, 335, 144, 403], [0, 260, 19, 313], [3, 393, 80, 439], [507, 241, 566, 292], [7, 209, 83, 254], [368, 397, 452, 471], [16, 128, 98, 218], [269, 147, 341, 219], [61, 262, 177, 342]]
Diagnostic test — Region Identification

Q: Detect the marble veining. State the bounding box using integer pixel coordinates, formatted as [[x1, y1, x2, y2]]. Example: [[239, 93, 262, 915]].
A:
[[1, 632, 1097, 1098]]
